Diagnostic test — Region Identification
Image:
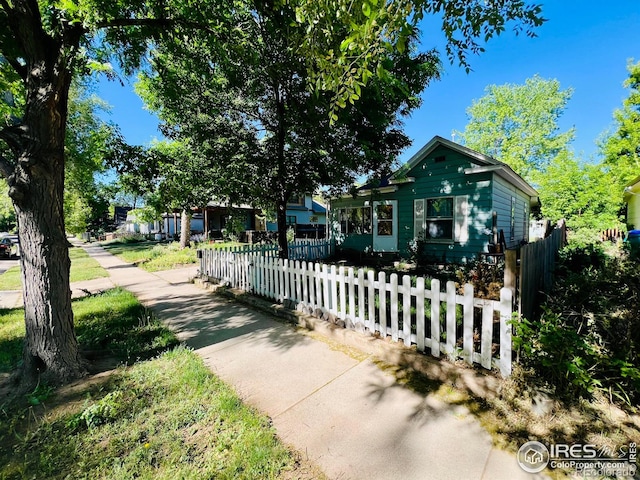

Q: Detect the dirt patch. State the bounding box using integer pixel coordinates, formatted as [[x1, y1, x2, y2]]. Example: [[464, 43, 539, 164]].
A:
[[279, 448, 329, 480]]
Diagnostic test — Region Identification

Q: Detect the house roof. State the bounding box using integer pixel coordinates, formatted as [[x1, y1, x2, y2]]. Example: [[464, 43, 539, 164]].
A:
[[623, 175, 640, 201], [205, 201, 256, 210], [312, 200, 327, 214], [350, 135, 539, 204]]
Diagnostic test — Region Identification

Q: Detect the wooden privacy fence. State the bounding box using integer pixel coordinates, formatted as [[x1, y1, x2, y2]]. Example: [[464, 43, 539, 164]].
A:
[[199, 253, 514, 377], [518, 220, 567, 321]]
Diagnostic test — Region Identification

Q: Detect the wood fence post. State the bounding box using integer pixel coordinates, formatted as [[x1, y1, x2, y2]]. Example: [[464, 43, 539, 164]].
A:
[[504, 248, 518, 311]]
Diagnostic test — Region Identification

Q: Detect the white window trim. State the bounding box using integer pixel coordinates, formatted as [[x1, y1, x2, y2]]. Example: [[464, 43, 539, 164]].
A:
[[414, 195, 469, 244]]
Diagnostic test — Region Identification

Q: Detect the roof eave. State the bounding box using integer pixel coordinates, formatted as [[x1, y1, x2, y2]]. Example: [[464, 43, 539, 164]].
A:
[[389, 135, 499, 181], [464, 165, 540, 201]]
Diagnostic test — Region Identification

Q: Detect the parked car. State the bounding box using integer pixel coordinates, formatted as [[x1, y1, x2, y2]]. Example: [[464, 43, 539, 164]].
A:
[[0, 237, 15, 258]]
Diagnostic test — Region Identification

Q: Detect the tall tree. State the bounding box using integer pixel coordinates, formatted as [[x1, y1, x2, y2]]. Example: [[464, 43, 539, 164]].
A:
[[64, 81, 116, 236], [108, 139, 219, 248], [602, 60, 640, 190], [0, 0, 234, 386], [0, 0, 544, 386], [536, 151, 621, 231], [137, 4, 440, 258], [457, 75, 574, 180]]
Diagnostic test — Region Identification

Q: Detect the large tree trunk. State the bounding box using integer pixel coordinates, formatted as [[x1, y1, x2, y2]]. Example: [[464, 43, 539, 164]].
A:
[[179, 209, 191, 248], [2, 2, 85, 387], [15, 175, 82, 386]]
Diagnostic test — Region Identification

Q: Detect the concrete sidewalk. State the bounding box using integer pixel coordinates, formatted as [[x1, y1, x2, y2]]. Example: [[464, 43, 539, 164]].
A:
[[80, 243, 545, 480], [0, 276, 117, 309]]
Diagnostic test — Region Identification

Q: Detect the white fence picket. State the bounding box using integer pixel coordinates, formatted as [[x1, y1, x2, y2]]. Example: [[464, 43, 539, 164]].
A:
[[198, 249, 513, 376], [357, 269, 365, 329], [402, 275, 411, 347], [378, 272, 386, 337], [462, 284, 474, 365], [390, 274, 398, 342], [367, 270, 375, 331], [415, 277, 425, 352]]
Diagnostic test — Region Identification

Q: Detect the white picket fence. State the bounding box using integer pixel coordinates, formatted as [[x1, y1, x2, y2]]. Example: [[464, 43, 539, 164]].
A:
[[200, 238, 333, 262], [199, 252, 514, 376]]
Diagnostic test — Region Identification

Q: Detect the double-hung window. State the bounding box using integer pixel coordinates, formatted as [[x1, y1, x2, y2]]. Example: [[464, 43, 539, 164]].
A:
[[425, 197, 454, 240], [414, 196, 469, 243], [338, 207, 371, 234]]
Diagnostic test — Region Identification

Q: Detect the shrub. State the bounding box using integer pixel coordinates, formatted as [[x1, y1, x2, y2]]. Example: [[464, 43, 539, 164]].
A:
[[513, 240, 640, 407], [558, 230, 607, 273], [407, 236, 426, 265]]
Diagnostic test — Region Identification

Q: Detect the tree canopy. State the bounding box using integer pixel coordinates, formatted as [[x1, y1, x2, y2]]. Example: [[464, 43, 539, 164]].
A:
[[457, 75, 574, 181], [601, 60, 640, 190], [535, 151, 621, 231], [64, 81, 117, 235], [134, 4, 439, 257]]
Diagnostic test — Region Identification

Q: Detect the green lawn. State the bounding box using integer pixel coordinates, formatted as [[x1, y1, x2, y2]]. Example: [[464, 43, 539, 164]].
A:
[[101, 239, 246, 272], [0, 288, 177, 374], [0, 247, 108, 291], [0, 289, 311, 480]]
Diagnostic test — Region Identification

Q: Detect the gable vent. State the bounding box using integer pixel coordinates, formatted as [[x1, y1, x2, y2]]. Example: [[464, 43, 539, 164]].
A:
[[434, 155, 446, 163]]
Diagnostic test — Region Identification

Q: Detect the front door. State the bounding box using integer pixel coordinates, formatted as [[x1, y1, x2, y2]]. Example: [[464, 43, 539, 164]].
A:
[[373, 200, 398, 252]]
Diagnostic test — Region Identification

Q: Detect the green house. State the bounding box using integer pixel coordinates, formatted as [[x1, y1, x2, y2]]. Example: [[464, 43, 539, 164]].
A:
[[330, 136, 540, 263]]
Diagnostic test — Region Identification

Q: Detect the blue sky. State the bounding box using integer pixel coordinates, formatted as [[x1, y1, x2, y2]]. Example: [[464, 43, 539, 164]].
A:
[[98, 2, 640, 164]]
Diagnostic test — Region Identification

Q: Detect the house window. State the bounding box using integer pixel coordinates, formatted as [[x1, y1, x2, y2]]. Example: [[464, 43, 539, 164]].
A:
[[415, 197, 468, 242], [338, 207, 371, 234], [286, 215, 297, 226], [522, 201, 528, 242], [510, 197, 516, 241], [287, 195, 305, 207], [425, 197, 454, 240], [376, 204, 394, 236]]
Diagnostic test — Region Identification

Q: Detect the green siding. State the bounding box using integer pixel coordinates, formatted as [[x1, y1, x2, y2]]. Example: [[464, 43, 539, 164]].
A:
[[329, 195, 373, 252], [331, 144, 534, 263], [399, 145, 493, 262], [492, 176, 531, 248]]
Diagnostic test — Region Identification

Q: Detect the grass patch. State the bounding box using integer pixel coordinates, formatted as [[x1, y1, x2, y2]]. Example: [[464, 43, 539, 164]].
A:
[[101, 237, 246, 272], [101, 240, 248, 272], [0, 247, 108, 291], [0, 288, 179, 374], [0, 268, 21, 291], [68, 247, 109, 283], [0, 308, 24, 374], [0, 347, 304, 479], [101, 241, 195, 271]]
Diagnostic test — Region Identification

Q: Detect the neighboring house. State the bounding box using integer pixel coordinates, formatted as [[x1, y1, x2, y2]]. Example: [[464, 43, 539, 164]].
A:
[[330, 135, 539, 263], [164, 203, 258, 239], [114, 206, 133, 228], [624, 176, 640, 231], [266, 194, 327, 238], [125, 203, 258, 239], [124, 210, 162, 235]]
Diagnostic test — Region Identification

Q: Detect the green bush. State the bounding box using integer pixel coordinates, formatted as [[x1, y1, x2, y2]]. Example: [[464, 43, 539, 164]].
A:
[[513, 240, 640, 407], [558, 231, 607, 273], [512, 311, 601, 400]]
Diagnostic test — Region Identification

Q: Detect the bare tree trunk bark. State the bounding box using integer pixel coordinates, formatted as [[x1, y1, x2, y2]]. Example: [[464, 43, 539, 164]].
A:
[[16, 176, 83, 386], [1, 2, 86, 387], [276, 199, 289, 259], [179, 209, 191, 248], [10, 78, 82, 385]]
